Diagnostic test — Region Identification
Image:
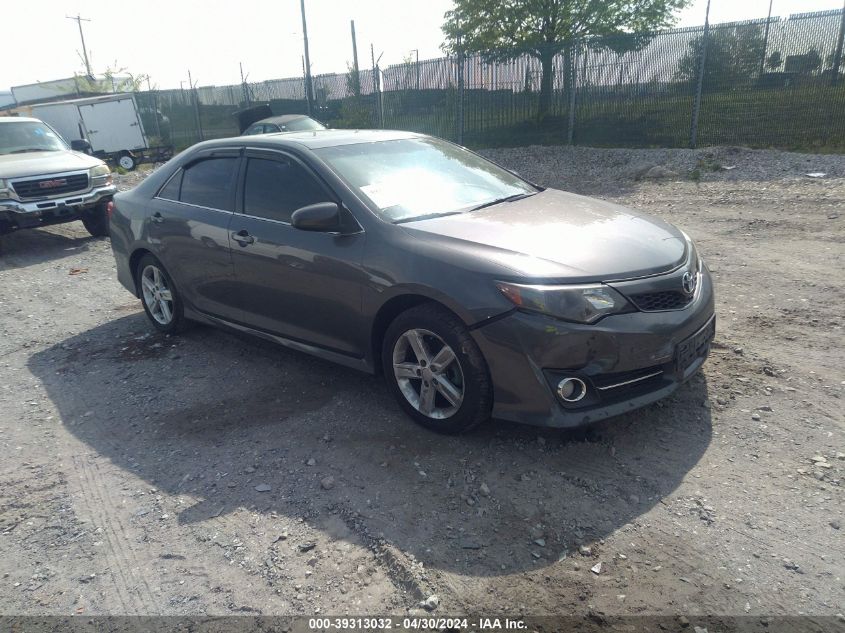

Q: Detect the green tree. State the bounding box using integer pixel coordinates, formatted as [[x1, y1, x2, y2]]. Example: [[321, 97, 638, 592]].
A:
[[441, 0, 689, 118], [677, 24, 765, 89]]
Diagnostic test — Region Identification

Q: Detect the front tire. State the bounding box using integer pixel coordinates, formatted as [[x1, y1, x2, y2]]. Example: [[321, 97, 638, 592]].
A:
[[382, 303, 492, 434], [81, 202, 110, 237], [136, 254, 187, 334]]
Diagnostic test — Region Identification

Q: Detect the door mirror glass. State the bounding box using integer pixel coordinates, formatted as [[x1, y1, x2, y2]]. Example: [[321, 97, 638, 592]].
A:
[[291, 202, 342, 232]]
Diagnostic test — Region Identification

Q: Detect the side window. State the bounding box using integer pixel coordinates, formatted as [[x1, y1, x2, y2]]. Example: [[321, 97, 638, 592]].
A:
[[243, 157, 332, 223], [157, 170, 182, 200], [244, 125, 263, 136], [179, 157, 237, 210]]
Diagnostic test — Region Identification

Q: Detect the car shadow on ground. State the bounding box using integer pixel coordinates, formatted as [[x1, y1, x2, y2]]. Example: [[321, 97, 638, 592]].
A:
[[28, 312, 712, 577], [0, 225, 99, 269]]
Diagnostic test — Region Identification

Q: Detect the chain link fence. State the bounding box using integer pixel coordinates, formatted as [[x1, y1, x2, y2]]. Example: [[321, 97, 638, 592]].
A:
[[134, 8, 845, 152]]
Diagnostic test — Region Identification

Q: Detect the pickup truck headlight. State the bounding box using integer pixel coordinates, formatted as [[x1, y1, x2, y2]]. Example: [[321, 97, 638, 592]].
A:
[[0, 178, 9, 199], [89, 164, 113, 186], [496, 281, 633, 324]]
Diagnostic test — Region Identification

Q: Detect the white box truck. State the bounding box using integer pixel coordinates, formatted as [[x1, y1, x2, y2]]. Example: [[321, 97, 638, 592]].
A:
[[31, 94, 170, 170]]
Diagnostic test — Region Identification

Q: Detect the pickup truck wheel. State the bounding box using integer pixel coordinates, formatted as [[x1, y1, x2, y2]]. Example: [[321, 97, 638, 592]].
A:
[[81, 203, 109, 237], [118, 153, 136, 171], [136, 254, 187, 334]]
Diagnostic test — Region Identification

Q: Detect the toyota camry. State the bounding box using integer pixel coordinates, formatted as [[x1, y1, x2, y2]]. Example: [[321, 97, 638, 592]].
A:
[[109, 130, 715, 434]]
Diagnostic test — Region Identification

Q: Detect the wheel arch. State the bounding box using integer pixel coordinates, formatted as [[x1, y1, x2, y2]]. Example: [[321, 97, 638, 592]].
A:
[[370, 294, 467, 375], [128, 247, 154, 296]]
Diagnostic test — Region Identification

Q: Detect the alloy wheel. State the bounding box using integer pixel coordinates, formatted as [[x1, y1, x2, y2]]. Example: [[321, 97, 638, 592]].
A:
[[140, 264, 174, 325], [392, 328, 465, 419]]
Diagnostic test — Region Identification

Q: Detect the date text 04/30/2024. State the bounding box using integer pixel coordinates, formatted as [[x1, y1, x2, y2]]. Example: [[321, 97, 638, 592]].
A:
[[308, 617, 527, 630]]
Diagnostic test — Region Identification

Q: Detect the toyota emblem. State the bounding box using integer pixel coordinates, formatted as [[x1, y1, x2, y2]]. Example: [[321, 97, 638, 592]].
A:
[[682, 271, 697, 295]]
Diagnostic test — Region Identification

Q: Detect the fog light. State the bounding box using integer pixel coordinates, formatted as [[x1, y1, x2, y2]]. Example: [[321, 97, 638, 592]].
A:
[[557, 377, 587, 403]]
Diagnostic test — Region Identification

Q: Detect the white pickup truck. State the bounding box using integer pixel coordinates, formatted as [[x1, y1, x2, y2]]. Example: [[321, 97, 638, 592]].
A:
[[0, 116, 116, 243]]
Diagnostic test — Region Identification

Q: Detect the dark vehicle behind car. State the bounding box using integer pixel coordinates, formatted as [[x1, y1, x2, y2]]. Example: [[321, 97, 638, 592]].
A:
[[109, 130, 714, 433], [241, 115, 326, 136]]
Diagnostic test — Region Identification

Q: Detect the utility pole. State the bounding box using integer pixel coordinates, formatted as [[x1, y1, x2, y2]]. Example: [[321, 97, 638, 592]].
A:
[[300, 0, 314, 116], [350, 20, 361, 96], [66, 14, 93, 78], [689, 0, 711, 149], [759, 0, 774, 77]]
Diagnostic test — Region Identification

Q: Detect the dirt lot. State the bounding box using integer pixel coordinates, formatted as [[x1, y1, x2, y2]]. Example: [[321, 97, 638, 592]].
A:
[[0, 146, 842, 621]]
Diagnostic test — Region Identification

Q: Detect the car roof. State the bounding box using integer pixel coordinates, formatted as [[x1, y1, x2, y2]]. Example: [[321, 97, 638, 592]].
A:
[[254, 114, 314, 126], [196, 129, 424, 150], [0, 116, 41, 124]]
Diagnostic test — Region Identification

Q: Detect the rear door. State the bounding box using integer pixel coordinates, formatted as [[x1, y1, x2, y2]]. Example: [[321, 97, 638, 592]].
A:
[[147, 148, 243, 322], [78, 97, 146, 153], [228, 148, 368, 357]]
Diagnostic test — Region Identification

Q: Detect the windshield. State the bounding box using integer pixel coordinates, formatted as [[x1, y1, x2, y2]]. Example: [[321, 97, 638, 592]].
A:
[[313, 137, 537, 222], [285, 117, 326, 132], [0, 121, 68, 155]]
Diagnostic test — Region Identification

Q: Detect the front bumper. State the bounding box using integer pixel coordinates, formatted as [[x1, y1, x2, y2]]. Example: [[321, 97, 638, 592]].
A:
[[0, 185, 116, 234], [472, 266, 716, 428]]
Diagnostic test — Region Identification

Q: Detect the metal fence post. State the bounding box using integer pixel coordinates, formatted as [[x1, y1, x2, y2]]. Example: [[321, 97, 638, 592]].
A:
[[566, 42, 577, 145], [832, 3, 845, 87], [457, 34, 465, 145], [689, 0, 711, 149]]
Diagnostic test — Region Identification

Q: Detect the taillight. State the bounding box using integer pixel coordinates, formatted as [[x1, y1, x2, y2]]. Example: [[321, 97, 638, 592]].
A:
[[106, 201, 115, 219]]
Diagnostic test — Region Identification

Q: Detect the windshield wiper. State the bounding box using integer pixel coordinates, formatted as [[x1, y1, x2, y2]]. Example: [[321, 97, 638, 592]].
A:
[[469, 191, 537, 212], [393, 211, 465, 224], [8, 148, 54, 154]]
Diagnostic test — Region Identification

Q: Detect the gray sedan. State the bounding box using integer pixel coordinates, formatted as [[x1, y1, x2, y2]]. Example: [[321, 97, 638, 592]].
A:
[[109, 130, 714, 433]]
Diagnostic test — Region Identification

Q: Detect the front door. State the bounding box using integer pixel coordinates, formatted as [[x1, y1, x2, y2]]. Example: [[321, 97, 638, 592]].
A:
[[228, 150, 367, 358]]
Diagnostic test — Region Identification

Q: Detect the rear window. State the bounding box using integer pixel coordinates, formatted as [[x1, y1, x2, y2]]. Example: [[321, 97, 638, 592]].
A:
[[178, 158, 237, 211]]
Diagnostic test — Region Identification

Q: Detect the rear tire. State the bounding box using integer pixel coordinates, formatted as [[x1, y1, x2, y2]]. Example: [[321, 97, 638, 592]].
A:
[[136, 254, 188, 334], [382, 303, 492, 434], [81, 202, 110, 237]]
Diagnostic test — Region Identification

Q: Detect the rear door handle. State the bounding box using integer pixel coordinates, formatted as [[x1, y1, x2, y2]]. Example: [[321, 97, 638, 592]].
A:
[[151, 212, 164, 223], [231, 229, 255, 246]]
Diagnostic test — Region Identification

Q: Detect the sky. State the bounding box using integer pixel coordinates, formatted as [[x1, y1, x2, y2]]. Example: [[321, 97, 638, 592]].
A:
[[3, 0, 843, 93]]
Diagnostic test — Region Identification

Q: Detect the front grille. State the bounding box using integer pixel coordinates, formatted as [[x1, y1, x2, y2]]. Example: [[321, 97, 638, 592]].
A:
[[11, 173, 90, 200], [630, 290, 693, 312]]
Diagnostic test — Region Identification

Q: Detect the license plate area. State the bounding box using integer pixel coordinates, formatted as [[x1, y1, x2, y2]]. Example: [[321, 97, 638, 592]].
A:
[[675, 316, 715, 374]]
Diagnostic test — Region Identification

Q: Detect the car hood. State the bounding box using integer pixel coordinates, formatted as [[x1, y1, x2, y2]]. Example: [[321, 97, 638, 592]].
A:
[[401, 188, 687, 282], [0, 150, 104, 179]]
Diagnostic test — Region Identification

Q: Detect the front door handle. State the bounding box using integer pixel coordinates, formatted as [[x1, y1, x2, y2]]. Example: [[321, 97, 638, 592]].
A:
[[231, 229, 255, 246], [151, 212, 164, 224]]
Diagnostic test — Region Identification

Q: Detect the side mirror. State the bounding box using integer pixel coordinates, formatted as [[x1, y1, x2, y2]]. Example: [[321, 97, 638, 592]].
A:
[[291, 201, 343, 232], [71, 139, 92, 154]]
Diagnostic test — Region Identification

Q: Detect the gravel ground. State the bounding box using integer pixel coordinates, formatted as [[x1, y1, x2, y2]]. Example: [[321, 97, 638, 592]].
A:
[[0, 146, 842, 620]]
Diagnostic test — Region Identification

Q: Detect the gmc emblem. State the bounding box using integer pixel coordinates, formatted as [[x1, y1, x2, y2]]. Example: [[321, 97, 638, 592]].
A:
[[39, 179, 67, 189]]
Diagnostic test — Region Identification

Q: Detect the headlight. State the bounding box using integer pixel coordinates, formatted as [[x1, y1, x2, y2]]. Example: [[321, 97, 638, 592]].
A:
[[496, 281, 633, 324], [0, 178, 9, 199], [90, 164, 111, 178], [89, 164, 113, 186]]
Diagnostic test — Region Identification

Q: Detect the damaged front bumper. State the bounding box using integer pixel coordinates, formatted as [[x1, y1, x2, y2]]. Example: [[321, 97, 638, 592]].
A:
[[472, 266, 716, 428]]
